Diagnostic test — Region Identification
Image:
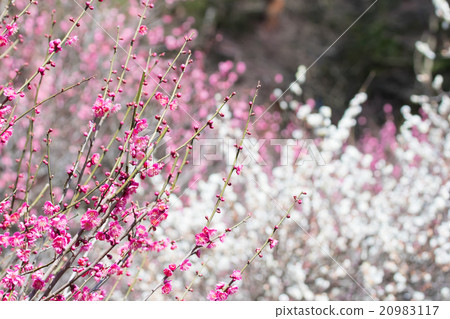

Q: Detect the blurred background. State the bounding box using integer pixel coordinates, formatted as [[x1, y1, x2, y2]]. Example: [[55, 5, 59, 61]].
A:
[[164, 0, 447, 124]]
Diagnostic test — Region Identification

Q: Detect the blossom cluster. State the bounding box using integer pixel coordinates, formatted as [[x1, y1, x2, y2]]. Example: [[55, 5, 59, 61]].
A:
[[0, 0, 448, 302], [0, 0, 255, 301]]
